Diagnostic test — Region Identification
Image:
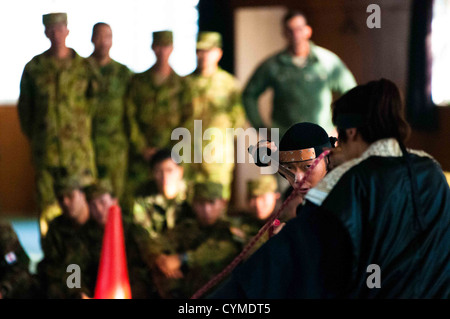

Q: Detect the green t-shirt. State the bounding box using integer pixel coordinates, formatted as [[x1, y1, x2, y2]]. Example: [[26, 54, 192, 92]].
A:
[[243, 42, 356, 136]]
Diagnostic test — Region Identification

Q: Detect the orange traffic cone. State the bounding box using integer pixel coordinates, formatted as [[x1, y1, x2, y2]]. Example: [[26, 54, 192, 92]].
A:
[[94, 205, 132, 299]]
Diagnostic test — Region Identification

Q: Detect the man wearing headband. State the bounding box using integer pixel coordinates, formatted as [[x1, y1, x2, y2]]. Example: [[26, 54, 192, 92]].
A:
[[210, 79, 449, 298], [251, 122, 335, 219]]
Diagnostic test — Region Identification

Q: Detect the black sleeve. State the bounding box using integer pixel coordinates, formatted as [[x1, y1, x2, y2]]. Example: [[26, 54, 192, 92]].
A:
[[207, 201, 353, 299]]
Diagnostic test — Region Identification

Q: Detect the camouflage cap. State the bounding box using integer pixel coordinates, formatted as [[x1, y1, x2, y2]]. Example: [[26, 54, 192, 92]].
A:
[[193, 182, 223, 201], [196, 31, 222, 50], [247, 175, 278, 197], [51, 167, 94, 197], [152, 30, 173, 46], [43, 12, 68, 27], [53, 176, 83, 198], [84, 180, 114, 202]]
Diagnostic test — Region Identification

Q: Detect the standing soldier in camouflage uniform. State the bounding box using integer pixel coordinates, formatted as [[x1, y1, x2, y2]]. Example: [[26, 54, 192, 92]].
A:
[[126, 31, 187, 204], [88, 22, 132, 202], [182, 32, 246, 200], [152, 182, 243, 298], [37, 175, 98, 299], [0, 222, 39, 299], [17, 13, 97, 237]]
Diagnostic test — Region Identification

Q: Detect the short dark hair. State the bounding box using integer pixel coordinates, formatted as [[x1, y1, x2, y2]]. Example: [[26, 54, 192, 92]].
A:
[[282, 10, 308, 27], [150, 148, 181, 170], [332, 78, 411, 144], [92, 22, 110, 38]]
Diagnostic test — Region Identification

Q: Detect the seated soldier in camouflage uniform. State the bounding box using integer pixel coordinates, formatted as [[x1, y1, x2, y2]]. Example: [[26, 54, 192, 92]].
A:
[[151, 182, 243, 298], [0, 222, 40, 299], [227, 175, 282, 259], [132, 149, 193, 238], [234, 175, 280, 240], [37, 176, 98, 299], [83, 182, 160, 299]]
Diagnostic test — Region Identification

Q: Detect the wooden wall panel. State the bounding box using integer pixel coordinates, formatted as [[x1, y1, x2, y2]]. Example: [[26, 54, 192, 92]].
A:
[[0, 106, 37, 216]]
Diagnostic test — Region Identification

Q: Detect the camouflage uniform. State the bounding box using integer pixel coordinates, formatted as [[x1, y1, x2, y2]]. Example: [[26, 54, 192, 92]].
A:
[[37, 215, 99, 298], [182, 32, 246, 200], [87, 57, 132, 200], [132, 180, 192, 239], [0, 222, 38, 299], [125, 32, 188, 198], [229, 175, 279, 257], [17, 47, 97, 235], [153, 182, 243, 298]]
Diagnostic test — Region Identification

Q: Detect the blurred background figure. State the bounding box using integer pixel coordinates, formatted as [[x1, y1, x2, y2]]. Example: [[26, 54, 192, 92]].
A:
[[230, 175, 280, 245], [0, 221, 39, 299], [17, 12, 97, 238], [152, 181, 243, 299], [125, 30, 188, 212], [242, 10, 356, 138], [182, 31, 246, 202], [37, 174, 97, 299], [84, 182, 160, 299], [132, 149, 192, 238], [88, 22, 133, 204]]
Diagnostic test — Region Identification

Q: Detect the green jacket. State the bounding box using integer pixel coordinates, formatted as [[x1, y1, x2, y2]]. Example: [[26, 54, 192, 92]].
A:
[[126, 67, 187, 154], [18, 49, 97, 178], [88, 57, 133, 198], [182, 67, 246, 199], [132, 181, 192, 239], [155, 218, 243, 298], [37, 215, 99, 298], [243, 42, 356, 136]]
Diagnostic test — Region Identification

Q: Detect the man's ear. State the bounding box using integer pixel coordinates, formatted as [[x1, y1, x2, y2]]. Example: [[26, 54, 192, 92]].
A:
[[215, 47, 223, 62], [305, 25, 313, 39], [345, 128, 358, 141]]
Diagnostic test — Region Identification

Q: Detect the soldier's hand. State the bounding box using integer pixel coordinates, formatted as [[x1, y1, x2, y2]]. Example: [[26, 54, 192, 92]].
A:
[[80, 292, 93, 299], [156, 255, 184, 279]]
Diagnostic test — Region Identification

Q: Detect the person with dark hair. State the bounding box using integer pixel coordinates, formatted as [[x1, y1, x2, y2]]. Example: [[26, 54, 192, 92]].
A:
[[209, 79, 450, 298], [251, 121, 337, 221], [132, 149, 192, 238], [88, 22, 133, 202], [242, 9, 356, 137], [37, 175, 98, 298]]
